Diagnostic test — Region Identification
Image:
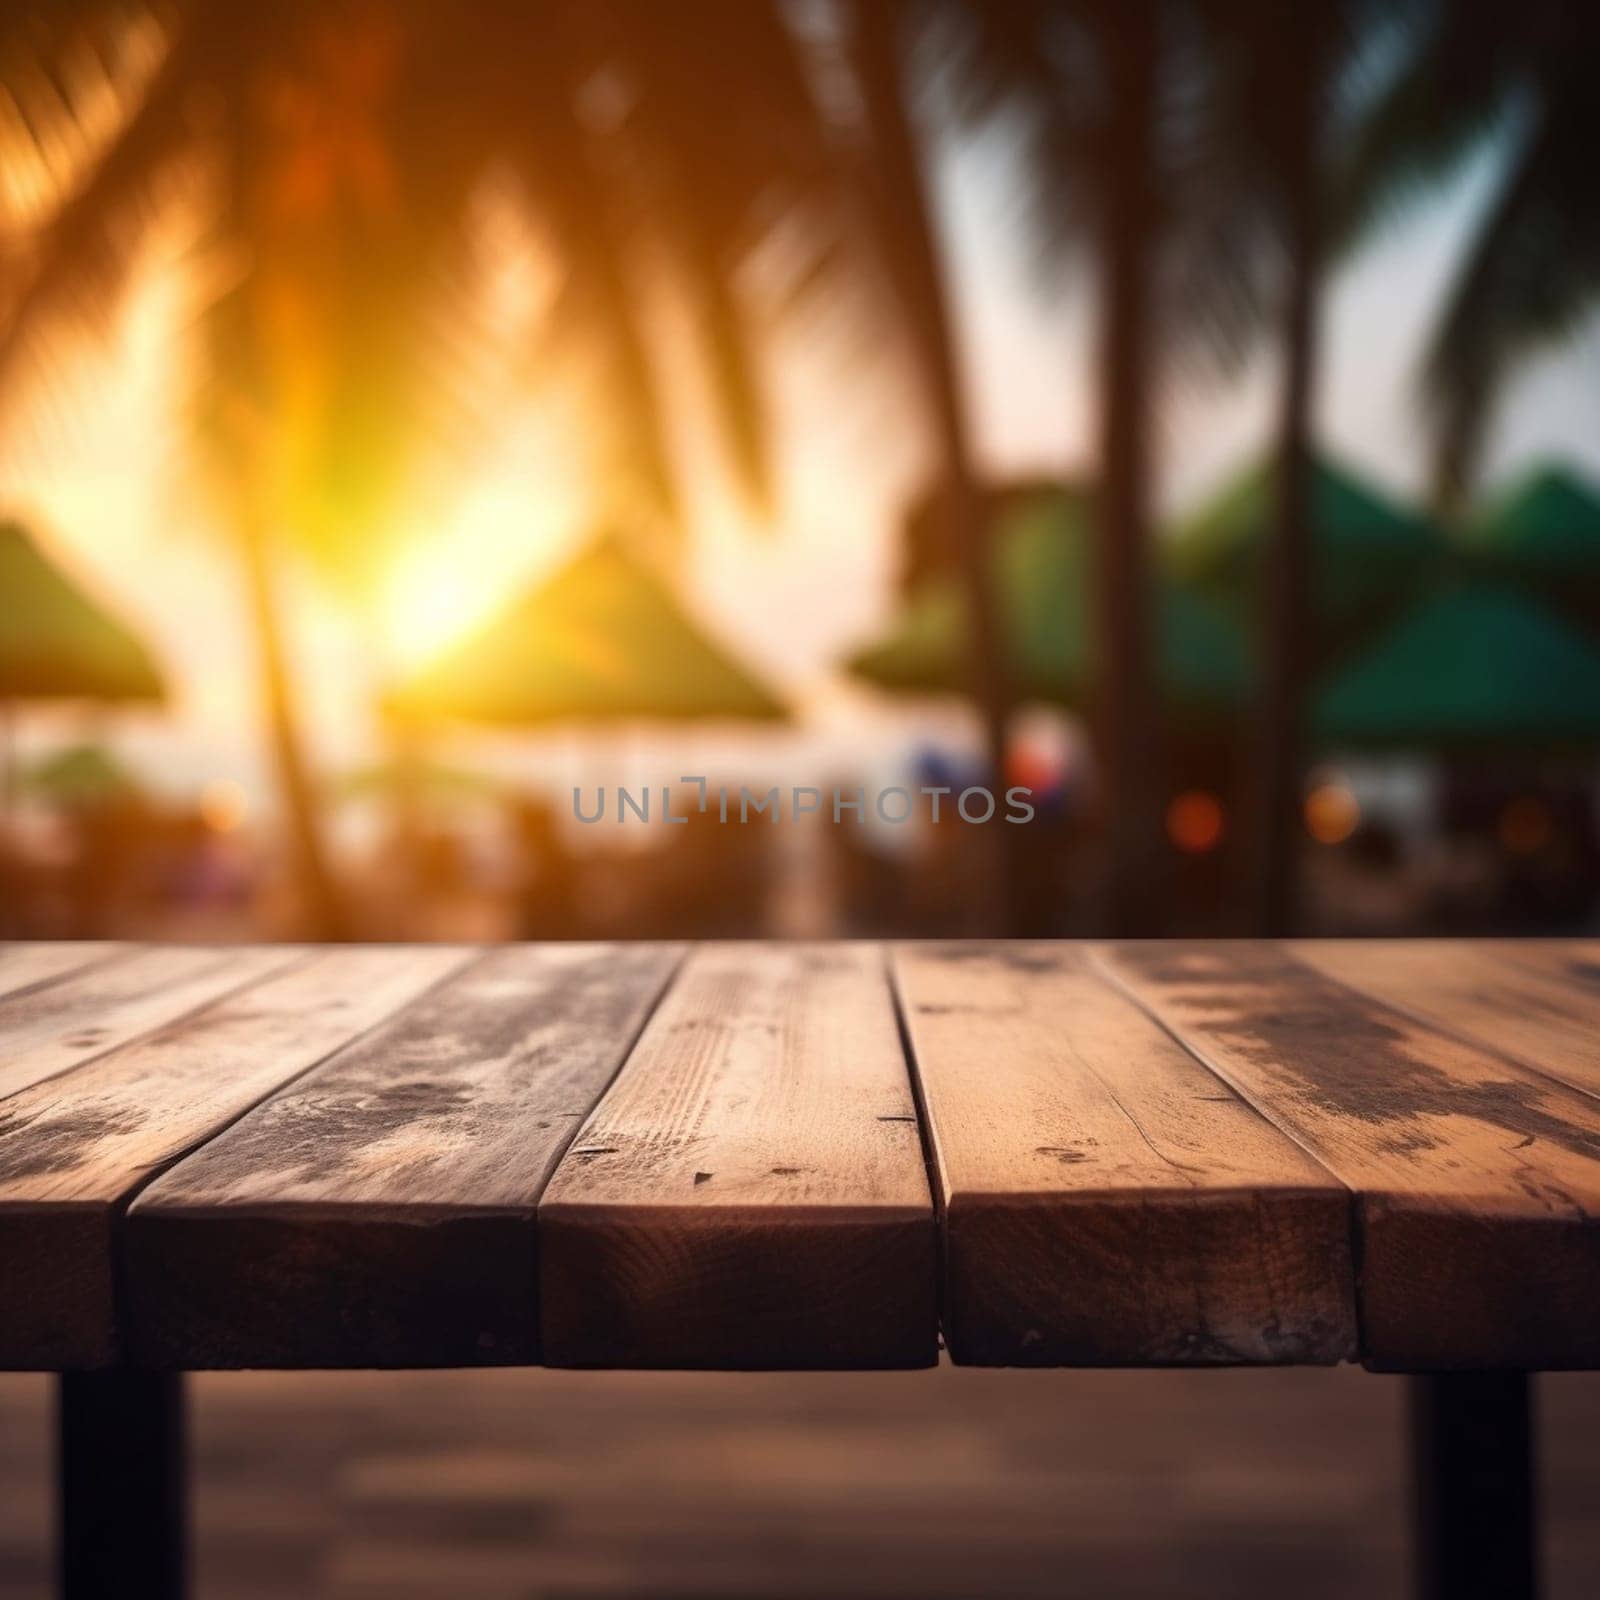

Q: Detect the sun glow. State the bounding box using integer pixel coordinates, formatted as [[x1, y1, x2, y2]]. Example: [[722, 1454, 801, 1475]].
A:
[[377, 457, 584, 673]]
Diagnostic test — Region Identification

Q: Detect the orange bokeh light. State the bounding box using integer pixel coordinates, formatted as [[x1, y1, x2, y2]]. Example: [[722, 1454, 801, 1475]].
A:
[[1497, 796, 1554, 856], [1304, 783, 1360, 846], [199, 778, 250, 834], [1166, 790, 1225, 855]]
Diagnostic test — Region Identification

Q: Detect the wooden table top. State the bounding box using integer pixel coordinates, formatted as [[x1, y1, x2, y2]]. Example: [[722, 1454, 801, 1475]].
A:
[[3, 939, 1599, 1375]]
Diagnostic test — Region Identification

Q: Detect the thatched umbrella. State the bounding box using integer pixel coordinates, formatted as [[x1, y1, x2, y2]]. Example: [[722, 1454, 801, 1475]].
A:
[[0, 518, 166, 809], [385, 534, 786, 939], [1, 520, 165, 703], [20, 742, 148, 810], [389, 533, 786, 726]]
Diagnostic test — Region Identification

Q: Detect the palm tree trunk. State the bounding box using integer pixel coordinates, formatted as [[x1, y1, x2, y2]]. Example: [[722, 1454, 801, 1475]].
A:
[[851, 0, 1019, 933], [236, 515, 350, 940], [1253, 30, 1321, 937], [1096, 9, 1162, 938]]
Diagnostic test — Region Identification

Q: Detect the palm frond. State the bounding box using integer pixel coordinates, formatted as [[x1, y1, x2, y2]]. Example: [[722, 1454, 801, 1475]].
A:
[[1332, 0, 1520, 254], [0, 8, 194, 403], [4, 0, 865, 562], [1420, 83, 1600, 508], [595, 0, 850, 517], [511, 55, 683, 534]]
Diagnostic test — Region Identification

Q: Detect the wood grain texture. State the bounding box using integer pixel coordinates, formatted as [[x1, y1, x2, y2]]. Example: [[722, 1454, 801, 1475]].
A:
[[0, 943, 121, 999], [0, 946, 467, 1370], [1099, 941, 1600, 1371], [1497, 938, 1600, 983], [539, 944, 937, 1370], [896, 943, 1355, 1367], [1295, 940, 1600, 1104], [0, 944, 295, 1102], [127, 944, 681, 1369]]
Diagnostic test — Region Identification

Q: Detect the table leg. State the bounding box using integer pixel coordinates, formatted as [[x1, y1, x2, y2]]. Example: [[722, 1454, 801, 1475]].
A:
[[56, 1372, 187, 1600], [1409, 1372, 1538, 1600]]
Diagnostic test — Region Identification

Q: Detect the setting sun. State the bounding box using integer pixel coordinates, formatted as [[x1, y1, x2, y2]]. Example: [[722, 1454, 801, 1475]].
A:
[[375, 429, 584, 673]]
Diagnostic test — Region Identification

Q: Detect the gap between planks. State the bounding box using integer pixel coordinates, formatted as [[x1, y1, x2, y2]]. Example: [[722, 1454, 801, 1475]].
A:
[[123, 945, 685, 1369], [895, 943, 1357, 1367], [537, 944, 938, 1371], [1096, 940, 1600, 1371], [0, 946, 479, 1368]]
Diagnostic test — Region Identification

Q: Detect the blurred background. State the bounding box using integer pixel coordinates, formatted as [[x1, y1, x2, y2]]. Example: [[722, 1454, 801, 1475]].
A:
[[4, 3, 1600, 1596], [3, 0, 1599, 948]]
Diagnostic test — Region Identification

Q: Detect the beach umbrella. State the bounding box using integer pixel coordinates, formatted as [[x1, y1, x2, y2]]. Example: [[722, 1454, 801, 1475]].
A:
[[0, 518, 166, 816], [1464, 464, 1600, 637], [0, 519, 166, 704], [1469, 463, 1600, 574], [846, 584, 967, 698], [847, 487, 1247, 717], [390, 534, 786, 726], [20, 742, 148, 809], [1169, 454, 1445, 662], [1316, 582, 1600, 750]]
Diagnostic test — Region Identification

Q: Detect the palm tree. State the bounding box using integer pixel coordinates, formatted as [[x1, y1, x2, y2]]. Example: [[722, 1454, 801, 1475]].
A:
[[1092, 4, 1164, 939], [932, 0, 1199, 935], [1250, 12, 1328, 939], [1181, 0, 1394, 934], [840, 0, 1019, 931], [1340, 0, 1600, 514], [0, 0, 843, 935]]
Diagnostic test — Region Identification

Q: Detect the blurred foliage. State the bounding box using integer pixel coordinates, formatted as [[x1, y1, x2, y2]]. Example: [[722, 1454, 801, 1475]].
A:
[[1339, 0, 1600, 507]]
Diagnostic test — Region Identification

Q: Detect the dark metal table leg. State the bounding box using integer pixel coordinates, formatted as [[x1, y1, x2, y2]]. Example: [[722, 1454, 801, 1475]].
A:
[[56, 1372, 187, 1600], [1409, 1372, 1538, 1600]]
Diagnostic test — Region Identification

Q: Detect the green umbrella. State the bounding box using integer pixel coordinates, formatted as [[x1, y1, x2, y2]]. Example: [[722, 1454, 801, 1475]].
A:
[[1316, 582, 1600, 749], [21, 742, 148, 808], [846, 583, 968, 698], [1169, 453, 1445, 660], [1463, 464, 1600, 646], [1466, 463, 1600, 585], [847, 486, 1247, 715], [390, 534, 786, 726], [0, 520, 166, 703]]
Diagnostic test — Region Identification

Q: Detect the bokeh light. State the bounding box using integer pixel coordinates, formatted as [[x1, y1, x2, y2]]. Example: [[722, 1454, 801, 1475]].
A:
[[1497, 795, 1554, 856], [199, 778, 250, 834], [1304, 783, 1360, 846], [1165, 790, 1225, 855]]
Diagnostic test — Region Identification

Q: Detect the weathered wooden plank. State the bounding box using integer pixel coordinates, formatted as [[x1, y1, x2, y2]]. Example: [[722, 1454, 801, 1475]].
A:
[[1099, 942, 1600, 1370], [538, 944, 937, 1370], [0, 943, 121, 1000], [1496, 938, 1600, 984], [0, 944, 296, 1102], [896, 943, 1355, 1366], [0, 945, 468, 1369], [126, 944, 681, 1370], [1296, 939, 1600, 1103]]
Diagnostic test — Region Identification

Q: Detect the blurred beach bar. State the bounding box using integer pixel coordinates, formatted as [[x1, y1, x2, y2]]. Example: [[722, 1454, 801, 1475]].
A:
[[0, 0, 1596, 943]]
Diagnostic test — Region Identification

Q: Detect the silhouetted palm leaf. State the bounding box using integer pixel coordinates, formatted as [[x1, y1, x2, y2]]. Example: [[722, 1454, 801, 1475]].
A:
[[2, 1, 848, 545], [0, 0, 849, 933], [1339, 0, 1600, 504]]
